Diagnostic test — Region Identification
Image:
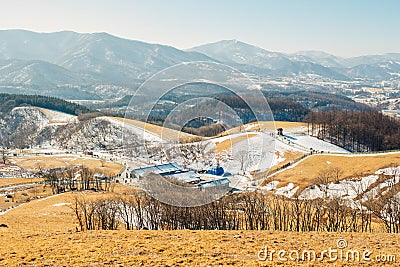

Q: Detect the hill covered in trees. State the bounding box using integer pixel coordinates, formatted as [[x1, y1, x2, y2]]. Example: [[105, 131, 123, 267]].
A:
[[306, 110, 400, 152], [263, 90, 370, 111], [217, 95, 310, 122], [0, 93, 91, 116]]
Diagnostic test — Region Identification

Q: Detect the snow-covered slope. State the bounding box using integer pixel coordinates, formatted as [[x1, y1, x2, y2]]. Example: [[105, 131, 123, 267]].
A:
[[35, 108, 76, 124], [277, 133, 349, 154], [105, 117, 161, 142], [203, 122, 348, 191]]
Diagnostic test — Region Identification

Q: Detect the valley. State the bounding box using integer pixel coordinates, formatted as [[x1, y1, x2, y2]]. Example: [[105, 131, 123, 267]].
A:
[[1, 104, 400, 212], [0, 24, 400, 266]]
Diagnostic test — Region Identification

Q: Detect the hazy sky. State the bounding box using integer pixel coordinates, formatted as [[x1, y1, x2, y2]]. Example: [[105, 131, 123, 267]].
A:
[[1, 0, 399, 57]]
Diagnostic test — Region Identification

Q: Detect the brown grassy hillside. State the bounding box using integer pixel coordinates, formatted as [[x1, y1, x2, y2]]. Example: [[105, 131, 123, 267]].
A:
[[267, 153, 400, 189], [0, 189, 399, 266]]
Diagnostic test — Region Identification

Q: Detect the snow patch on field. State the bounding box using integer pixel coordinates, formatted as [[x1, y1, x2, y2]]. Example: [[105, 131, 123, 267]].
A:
[[275, 183, 299, 198], [105, 117, 162, 142], [262, 166, 400, 206], [53, 202, 71, 207], [260, 181, 299, 198], [281, 133, 349, 153], [299, 175, 379, 200], [210, 132, 246, 144], [261, 181, 279, 191], [244, 123, 260, 131], [219, 132, 275, 174]]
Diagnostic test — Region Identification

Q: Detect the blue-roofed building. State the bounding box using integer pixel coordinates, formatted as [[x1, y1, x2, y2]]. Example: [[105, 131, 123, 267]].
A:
[[131, 162, 230, 190], [206, 166, 224, 176], [131, 162, 183, 179]]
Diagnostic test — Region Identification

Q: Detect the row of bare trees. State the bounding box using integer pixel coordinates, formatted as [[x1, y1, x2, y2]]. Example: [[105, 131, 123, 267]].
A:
[[72, 196, 120, 230], [164, 141, 214, 170], [312, 166, 400, 233], [44, 166, 115, 194], [71, 191, 385, 232]]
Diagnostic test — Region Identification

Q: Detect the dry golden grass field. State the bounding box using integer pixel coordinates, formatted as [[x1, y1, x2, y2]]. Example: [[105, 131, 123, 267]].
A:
[[267, 150, 306, 174], [13, 155, 123, 176], [0, 178, 42, 188], [0, 183, 50, 211], [268, 153, 400, 189], [215, 133, 258, 154], [0, 188, 399, 266]]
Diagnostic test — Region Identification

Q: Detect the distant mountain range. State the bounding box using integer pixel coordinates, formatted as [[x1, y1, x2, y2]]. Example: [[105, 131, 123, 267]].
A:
[[189, 40, 348, 80], [191, 40, 400, 80], [0, 30, 399, 99]]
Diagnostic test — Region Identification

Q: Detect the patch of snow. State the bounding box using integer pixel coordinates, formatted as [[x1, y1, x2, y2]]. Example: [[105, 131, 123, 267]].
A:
[[105, 117, 162, 142], [261, 181, 279, 191], [299, 174, 380, 201], [282, 133, 349, 153], [221, 132, 275, 174], [244, 123, 260, 131], [275, 183, 298, 198]]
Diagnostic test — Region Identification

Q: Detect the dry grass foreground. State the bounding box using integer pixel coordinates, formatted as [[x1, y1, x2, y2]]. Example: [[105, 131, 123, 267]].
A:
[[270, 152, 400, 189], [0, 188, 398, 266], [13, 155, 123, 176]]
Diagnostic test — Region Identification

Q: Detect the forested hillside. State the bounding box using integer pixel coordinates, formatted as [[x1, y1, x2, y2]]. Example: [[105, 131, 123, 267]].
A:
[[263, 90, 370, 111], [306, 110, 400, 152], [0, 93, 91, 115], [217, 95, 310, 122]]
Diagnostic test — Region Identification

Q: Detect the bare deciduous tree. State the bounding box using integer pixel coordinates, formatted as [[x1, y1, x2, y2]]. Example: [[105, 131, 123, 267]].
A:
[[238, 150, 250, 174], [313, 167, 344, 198], [0, 148, 8, 164], [71, 190, 377, 233]]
